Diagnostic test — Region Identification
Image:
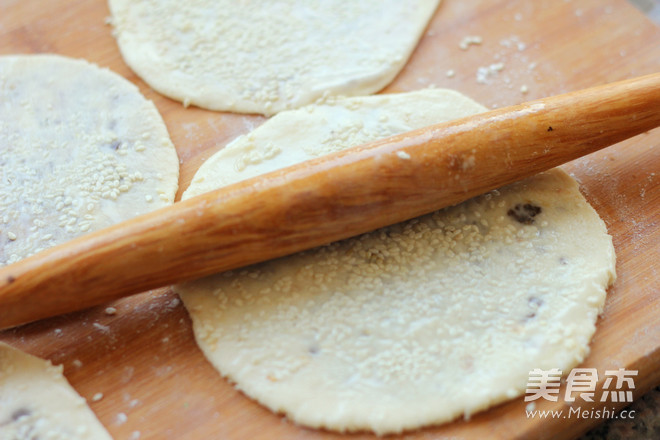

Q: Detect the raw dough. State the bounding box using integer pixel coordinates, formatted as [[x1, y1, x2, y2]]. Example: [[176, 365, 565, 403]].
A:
[[0, 55, 179, 266], [175, 90, 616, 434], [183, 89, 487, 198], [108, 0, 440, 115], [0, 343, 113, 440]]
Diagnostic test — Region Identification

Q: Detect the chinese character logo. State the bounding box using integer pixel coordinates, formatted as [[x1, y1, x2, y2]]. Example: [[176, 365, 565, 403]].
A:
[[524, 368, 637, 403], [525, 368, 562, 402], [565, 368, 598, 402], [601, 368, 637, 403]]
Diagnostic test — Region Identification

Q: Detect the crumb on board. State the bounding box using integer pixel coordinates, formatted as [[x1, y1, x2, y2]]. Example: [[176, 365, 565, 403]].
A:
[[476, 63, 505, 84], [93, 322, 110, 333], [500, 35, 527, 51], [459, 35, 483, 50], [116, 412, 128, 425]]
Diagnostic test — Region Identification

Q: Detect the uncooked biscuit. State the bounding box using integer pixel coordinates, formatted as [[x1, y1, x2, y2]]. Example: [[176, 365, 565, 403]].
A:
[[0, 54, 179, 266], [183, 89, 487, 198], [108, 0, 440, 115], [0, 343, 113, 440], [175, 90, 616, 434]]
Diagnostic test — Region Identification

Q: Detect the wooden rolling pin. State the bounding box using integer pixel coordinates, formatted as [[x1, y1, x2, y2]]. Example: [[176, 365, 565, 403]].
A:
[[1, 73, 660, 329]]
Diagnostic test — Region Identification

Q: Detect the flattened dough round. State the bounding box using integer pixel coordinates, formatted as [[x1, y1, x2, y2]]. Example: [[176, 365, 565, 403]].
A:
[[0, 55, 179, 266], [183, 89, 487, 198], [109, 0, 440, 115], [175, 90, 616, 434], [0, 343, 112, 440]]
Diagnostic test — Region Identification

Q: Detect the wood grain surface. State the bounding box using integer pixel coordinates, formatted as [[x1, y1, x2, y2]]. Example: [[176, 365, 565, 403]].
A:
[[1, 1, 659, 439]]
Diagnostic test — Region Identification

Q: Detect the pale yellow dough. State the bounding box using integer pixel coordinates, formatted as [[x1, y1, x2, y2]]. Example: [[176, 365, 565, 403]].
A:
[[108, 0, 440, 115], [0, 55, 179, 266], [175, 90, 616, 434], [0, 343, 113, 440]]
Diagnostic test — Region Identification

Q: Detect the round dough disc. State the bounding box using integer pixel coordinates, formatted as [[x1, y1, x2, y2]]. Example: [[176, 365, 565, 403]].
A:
[[0, 55, 179, 266], [175, 90, 616, 434], [108, 0, 440, 115], [0, 343, 112, 440]]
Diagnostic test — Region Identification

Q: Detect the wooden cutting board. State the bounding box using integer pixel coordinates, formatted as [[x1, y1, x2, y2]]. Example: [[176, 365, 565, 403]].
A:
[[1, 0, 659, 439]]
